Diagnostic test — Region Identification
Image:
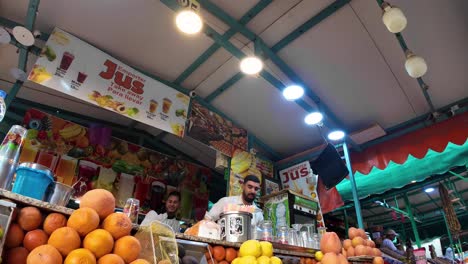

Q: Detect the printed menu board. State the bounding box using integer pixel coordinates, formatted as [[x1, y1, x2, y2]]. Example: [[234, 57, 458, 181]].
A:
[[279, 161, 317, 199], [28, 28, 190, 137], [187, 101, 248, 157], [19, 108, 211, 220]]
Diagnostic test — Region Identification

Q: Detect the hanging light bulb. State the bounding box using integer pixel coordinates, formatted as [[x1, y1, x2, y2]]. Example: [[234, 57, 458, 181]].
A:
[[283, 85, 304, 101], [240, 56, 263, 75], [381, 2, 407, 33], [327, 130, 345, 141], [405, 50, 428, 78], [304, 112, 323, 125], [175, 10, 203, 35]]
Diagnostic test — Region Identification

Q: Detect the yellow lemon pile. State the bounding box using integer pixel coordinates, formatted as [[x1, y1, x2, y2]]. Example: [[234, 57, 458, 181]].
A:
[[233, 240, 282, 264]]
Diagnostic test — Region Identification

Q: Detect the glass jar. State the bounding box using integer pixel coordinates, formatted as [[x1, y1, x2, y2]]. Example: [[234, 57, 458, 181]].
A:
[[261, 220, 273, 241]]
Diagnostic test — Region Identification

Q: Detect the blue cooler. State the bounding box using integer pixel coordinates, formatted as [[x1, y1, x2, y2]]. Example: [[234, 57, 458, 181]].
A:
[[12, 163, 55, 200]]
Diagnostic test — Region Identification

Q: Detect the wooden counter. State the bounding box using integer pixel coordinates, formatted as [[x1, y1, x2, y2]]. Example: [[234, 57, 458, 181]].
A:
[[176, 233, 318, 258], [0, 189, 73, 215]]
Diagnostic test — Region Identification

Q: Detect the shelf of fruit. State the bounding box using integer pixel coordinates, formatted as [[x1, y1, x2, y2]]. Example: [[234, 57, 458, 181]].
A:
[[1, 189, 150, 263]]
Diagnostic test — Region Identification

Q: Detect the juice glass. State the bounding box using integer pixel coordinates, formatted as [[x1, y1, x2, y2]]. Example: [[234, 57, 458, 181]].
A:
[[117, 173, 135, 207], [36, 150, 58, 171], [55, 155, 77, 185], [60, 51, 75, 70], [162, 98, 172, 114], [18, 145, 38, 164], [96, 167, 117, 191], [149, 100, 158, 113], [74, 160, 99, 197]]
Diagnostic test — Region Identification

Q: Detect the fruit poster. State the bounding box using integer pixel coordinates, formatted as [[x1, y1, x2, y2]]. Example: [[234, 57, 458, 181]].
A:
[[187, 101, 248, 157], [19, 109, 211, 219], [255, 155, 274, 179], [228, 149, 262, 197], [28, 28, 190, 137]]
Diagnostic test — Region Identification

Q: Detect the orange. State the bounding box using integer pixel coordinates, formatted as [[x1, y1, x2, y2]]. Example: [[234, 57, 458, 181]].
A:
[[113, 235, 142, 263], [27, 244, 63, 264], [98, 254, 125, 264], [83, 229, 114, 258], [48, 227, 81, 257], [43, 213, 67, 235], [5, 246, 29, 264], [23, 229, 49, 251], [351, 237, 365, 247], [80, 189, 116, 220], [130, 260, 151, 264], [373, 257, 384, 264], [212, 246, 226, 261], [5, 223, 25, 248], [18, 207, 43, 231], [342, 239, 352, 250], [65, 248, 96, 264], [67, 208, 100, 236], [102, 213, 132, 240], [225, 248, 237, 263]]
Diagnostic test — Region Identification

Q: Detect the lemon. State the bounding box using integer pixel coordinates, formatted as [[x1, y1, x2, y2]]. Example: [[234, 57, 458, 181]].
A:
[[257, 256, 271, 264], [240, 256, 258, 264], [315, 251, 323, 261], [239, 240, 262, 257], [259, 241, 273, 257], [232, 258, 240, 264], [270, 256, 282, 264]]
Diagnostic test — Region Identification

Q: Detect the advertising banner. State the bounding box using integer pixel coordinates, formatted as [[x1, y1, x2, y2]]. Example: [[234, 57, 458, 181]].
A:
[[19, 109, 210, 220], [187, 101, 248, 157], [28, 28, 190, 137], [279, 161, 317, 198]]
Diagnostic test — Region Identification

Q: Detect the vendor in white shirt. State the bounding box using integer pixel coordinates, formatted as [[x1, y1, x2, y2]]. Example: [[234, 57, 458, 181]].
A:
[[141, 191, 181, 232], [205, 175, 264, 227]]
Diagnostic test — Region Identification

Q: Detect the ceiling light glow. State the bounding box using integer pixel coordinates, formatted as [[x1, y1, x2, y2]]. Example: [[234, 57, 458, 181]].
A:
[[240, 56, 263, 75], [175, 10, 203, 35], [328, 130, 345, 140], [283, 85, 304, 101], [304, 112, 323, 125], [424, 187, 435, 193]]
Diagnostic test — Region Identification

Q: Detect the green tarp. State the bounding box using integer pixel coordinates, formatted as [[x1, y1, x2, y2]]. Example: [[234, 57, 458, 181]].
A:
[[336, 139, 468, 201]]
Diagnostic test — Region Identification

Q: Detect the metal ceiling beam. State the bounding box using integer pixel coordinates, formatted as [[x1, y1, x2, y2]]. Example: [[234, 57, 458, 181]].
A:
[[205, 72, 243, 102], [5, 0, 40, 110], [196, 0, 361, 149], [174, 0, 272, 84], [271, 0, 350, 52], [364, 185, 468, 221]]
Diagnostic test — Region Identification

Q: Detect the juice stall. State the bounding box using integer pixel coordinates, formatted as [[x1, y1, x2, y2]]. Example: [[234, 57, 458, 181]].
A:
[[0, 0, 467, 263]]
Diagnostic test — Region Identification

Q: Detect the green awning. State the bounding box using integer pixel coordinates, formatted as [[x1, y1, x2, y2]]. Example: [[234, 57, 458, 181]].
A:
[[336, 139, 468, 201]]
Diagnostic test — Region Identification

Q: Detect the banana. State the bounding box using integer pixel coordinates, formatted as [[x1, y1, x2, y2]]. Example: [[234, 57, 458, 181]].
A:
[[59, 124, 84, 139], [67, 129, 86, 142], [231, 150, 253, 174]]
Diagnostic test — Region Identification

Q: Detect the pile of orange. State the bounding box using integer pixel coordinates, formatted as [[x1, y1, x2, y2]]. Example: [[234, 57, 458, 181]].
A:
[[343, 227, 384, 264], [205, 245, 238, 264], [4, 189, 150, 264]]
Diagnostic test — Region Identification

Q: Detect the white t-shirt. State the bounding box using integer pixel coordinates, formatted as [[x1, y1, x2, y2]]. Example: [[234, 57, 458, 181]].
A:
[[141, 211, 180, 233], [205, 195, 264, 227]]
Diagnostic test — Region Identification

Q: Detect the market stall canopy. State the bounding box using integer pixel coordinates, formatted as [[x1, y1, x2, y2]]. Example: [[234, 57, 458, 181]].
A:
[[337, 112, 468, 200]]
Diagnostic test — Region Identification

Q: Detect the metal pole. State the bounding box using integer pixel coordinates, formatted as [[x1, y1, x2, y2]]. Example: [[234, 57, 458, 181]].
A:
[[344, 209, 349, 238], [343, 141, 364, 229], [441, 212, 453, 246], [403, 193, 421, 247]]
